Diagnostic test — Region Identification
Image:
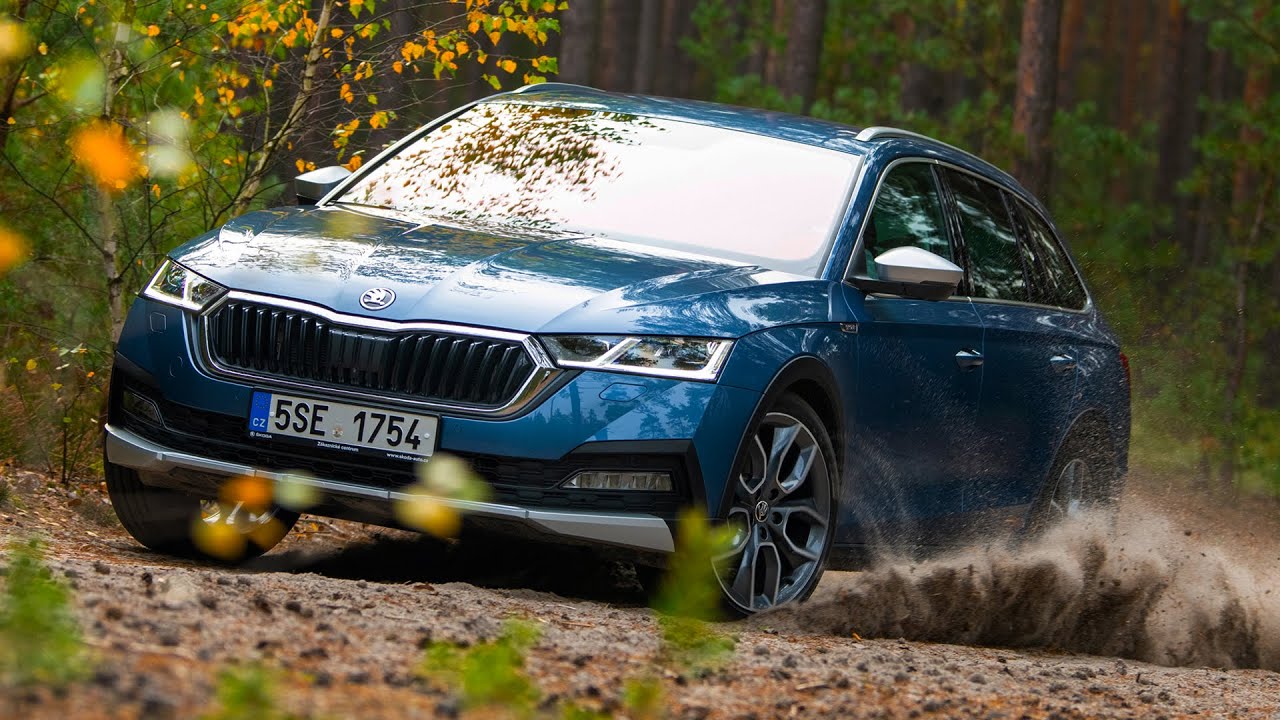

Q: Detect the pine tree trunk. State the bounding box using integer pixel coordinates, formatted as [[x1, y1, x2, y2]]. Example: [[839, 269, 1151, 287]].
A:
[[654, 0, 693, 96], [780, 0, 827, 112], [1117, 1, 1147, 133], [1055, 0, 1083, 108], [1172, 18, 1209, 251], [1154, 1, 1188, 222], [632, 0, 662, 93], [895, 13, 929, 114], [557, 1, 599, 85], [763, 0, 789, 89], [743, 0, 770, 79], [598, 0, 640, 91], [1011, 0, 1062, 201]]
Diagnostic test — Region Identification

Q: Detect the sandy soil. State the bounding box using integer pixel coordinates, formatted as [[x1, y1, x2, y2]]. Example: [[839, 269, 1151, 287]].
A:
[[1, 466, 1278, 719]]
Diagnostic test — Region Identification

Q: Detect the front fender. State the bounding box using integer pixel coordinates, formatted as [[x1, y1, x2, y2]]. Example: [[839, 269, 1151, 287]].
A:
[[715, 324, 856, 518]]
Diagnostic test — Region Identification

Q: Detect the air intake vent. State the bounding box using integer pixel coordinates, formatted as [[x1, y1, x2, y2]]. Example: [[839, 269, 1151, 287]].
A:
[[204, 300, 538, 409]]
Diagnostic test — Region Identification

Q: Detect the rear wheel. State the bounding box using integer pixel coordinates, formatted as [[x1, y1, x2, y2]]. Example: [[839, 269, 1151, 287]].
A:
[[716, 394, 836, 615], [105, 458, 297, 562], [1026, 426, 1121, 535]]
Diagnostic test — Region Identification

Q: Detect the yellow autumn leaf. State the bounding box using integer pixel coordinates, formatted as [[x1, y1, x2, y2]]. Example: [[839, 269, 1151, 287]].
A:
[[489, 30, 501, 45], [190, 515, 248, 561], [25, 358, 36, 372], [343, 154, 363, 171], [220, 475, 273, 513], [393, 60, 403, 73], [393, 489, 462, 538], [330, 27, 343, 38], [146, 24, 160, 37], [70, 121, 141, 192], [455, 40, 468, 55], [499, 58, 516, 73], [0, 17, 32, 62], [0, 227, 30, 276]]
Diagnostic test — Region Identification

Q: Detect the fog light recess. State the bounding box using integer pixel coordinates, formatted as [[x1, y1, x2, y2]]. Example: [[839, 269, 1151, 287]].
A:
[[562, 470, 673, 492], [122, 390, 163, 425]]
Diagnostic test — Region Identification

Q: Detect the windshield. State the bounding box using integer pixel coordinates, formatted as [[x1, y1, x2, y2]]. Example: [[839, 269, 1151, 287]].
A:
[[336, 101, 860, 276]]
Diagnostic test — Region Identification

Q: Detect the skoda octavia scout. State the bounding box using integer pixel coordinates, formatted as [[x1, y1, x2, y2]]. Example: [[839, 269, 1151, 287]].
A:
[[104, 84, 1130, 614]]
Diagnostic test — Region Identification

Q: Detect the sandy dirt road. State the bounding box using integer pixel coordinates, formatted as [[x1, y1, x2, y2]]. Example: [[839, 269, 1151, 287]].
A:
[[0, 468, 1278, 719]]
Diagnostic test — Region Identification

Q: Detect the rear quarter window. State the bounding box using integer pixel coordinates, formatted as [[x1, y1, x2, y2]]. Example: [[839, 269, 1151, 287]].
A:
[[1014, 201, 1088, 310], [943, 169, 1028, 302]]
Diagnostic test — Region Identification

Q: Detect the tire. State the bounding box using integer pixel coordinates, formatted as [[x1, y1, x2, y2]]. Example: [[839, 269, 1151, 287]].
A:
[[1024, 425, 1122, 536], [105, 456, 298, 563], [715, 393, 837, 616]]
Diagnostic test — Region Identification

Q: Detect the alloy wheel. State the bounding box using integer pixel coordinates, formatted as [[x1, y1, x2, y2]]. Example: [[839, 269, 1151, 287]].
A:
[[717, 411, 831, 612], [199, 499, 280, 529], [1047, 458, 1091, 522]]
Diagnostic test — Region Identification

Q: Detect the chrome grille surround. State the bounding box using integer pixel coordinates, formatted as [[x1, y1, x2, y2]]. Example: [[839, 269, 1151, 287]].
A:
[[196, 291, 559, 417]]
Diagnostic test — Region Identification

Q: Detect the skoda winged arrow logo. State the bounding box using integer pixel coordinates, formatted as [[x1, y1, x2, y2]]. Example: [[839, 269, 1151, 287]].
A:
[[359, 287, 396, 311]]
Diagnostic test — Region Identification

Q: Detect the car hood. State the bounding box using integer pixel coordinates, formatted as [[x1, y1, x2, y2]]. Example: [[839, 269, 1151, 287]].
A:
[[172, 206, 834, 337]]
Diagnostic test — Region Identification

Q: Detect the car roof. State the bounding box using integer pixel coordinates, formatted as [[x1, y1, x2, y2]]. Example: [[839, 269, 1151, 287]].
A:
[[487, 83, 868, 154], [486, 83, 1041, 214]]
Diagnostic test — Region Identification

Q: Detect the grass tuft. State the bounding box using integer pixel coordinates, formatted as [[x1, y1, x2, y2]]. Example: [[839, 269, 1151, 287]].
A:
[[203, 664, 285, 720], [419, 619, 543, 716], [0, 538, 87, 687], [651, 509, 737, 670]]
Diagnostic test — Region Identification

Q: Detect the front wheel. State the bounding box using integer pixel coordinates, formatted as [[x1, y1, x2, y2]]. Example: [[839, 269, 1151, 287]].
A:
[[105, 457, 298, 563], [716, 394, 836, 615]]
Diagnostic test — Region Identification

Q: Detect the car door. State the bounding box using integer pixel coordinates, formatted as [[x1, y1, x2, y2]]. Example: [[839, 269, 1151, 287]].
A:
[[842, 160, 985, 549], [940, 169, 1080, 521]]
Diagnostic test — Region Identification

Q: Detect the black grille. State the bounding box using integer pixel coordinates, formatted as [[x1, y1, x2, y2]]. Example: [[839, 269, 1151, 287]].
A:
[[204, 300, 536, 408]]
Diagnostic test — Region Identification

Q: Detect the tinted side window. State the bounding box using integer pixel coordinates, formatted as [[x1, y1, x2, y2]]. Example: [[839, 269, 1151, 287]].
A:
[[860, 162, 951, 279], [944, 170, 1027, 301], [1016, 202, 1088, 309]]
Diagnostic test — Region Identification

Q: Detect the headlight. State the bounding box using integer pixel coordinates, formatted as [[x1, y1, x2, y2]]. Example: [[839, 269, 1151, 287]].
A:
[[541, 335, 733, 382], [142, 258, 226, 311]]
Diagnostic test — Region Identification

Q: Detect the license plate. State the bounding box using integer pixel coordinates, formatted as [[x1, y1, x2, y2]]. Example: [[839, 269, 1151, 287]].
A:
[[247, 391, 438, 462]]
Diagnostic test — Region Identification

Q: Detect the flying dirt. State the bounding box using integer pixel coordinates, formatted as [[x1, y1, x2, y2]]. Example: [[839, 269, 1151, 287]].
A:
[[762, 503, 1280, 672]]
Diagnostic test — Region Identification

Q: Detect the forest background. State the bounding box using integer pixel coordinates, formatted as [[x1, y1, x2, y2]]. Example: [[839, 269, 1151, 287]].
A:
[[1, 0, 1277, 500]]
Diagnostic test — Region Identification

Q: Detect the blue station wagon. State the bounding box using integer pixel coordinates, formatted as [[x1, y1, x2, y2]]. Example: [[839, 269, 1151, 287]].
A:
[[103, 84, 1130, 614]]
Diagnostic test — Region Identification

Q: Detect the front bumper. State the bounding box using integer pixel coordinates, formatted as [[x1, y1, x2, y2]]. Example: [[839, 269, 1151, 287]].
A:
[[105, 423, 676, 552], [109, 297, 764, 554]]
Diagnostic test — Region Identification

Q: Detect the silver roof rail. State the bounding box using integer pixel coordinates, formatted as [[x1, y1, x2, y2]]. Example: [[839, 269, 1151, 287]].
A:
[[511, 82, 609, 95], [855, 126, 976, 159]]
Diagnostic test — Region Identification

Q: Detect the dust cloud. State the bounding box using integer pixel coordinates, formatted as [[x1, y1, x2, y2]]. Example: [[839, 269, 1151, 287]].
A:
[[765, 506, 1280, 671]]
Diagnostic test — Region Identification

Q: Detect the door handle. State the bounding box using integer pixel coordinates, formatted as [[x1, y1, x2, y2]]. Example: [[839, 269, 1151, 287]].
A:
[[955, 348, 984, 371], [1049, 354, 1077, 373]]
